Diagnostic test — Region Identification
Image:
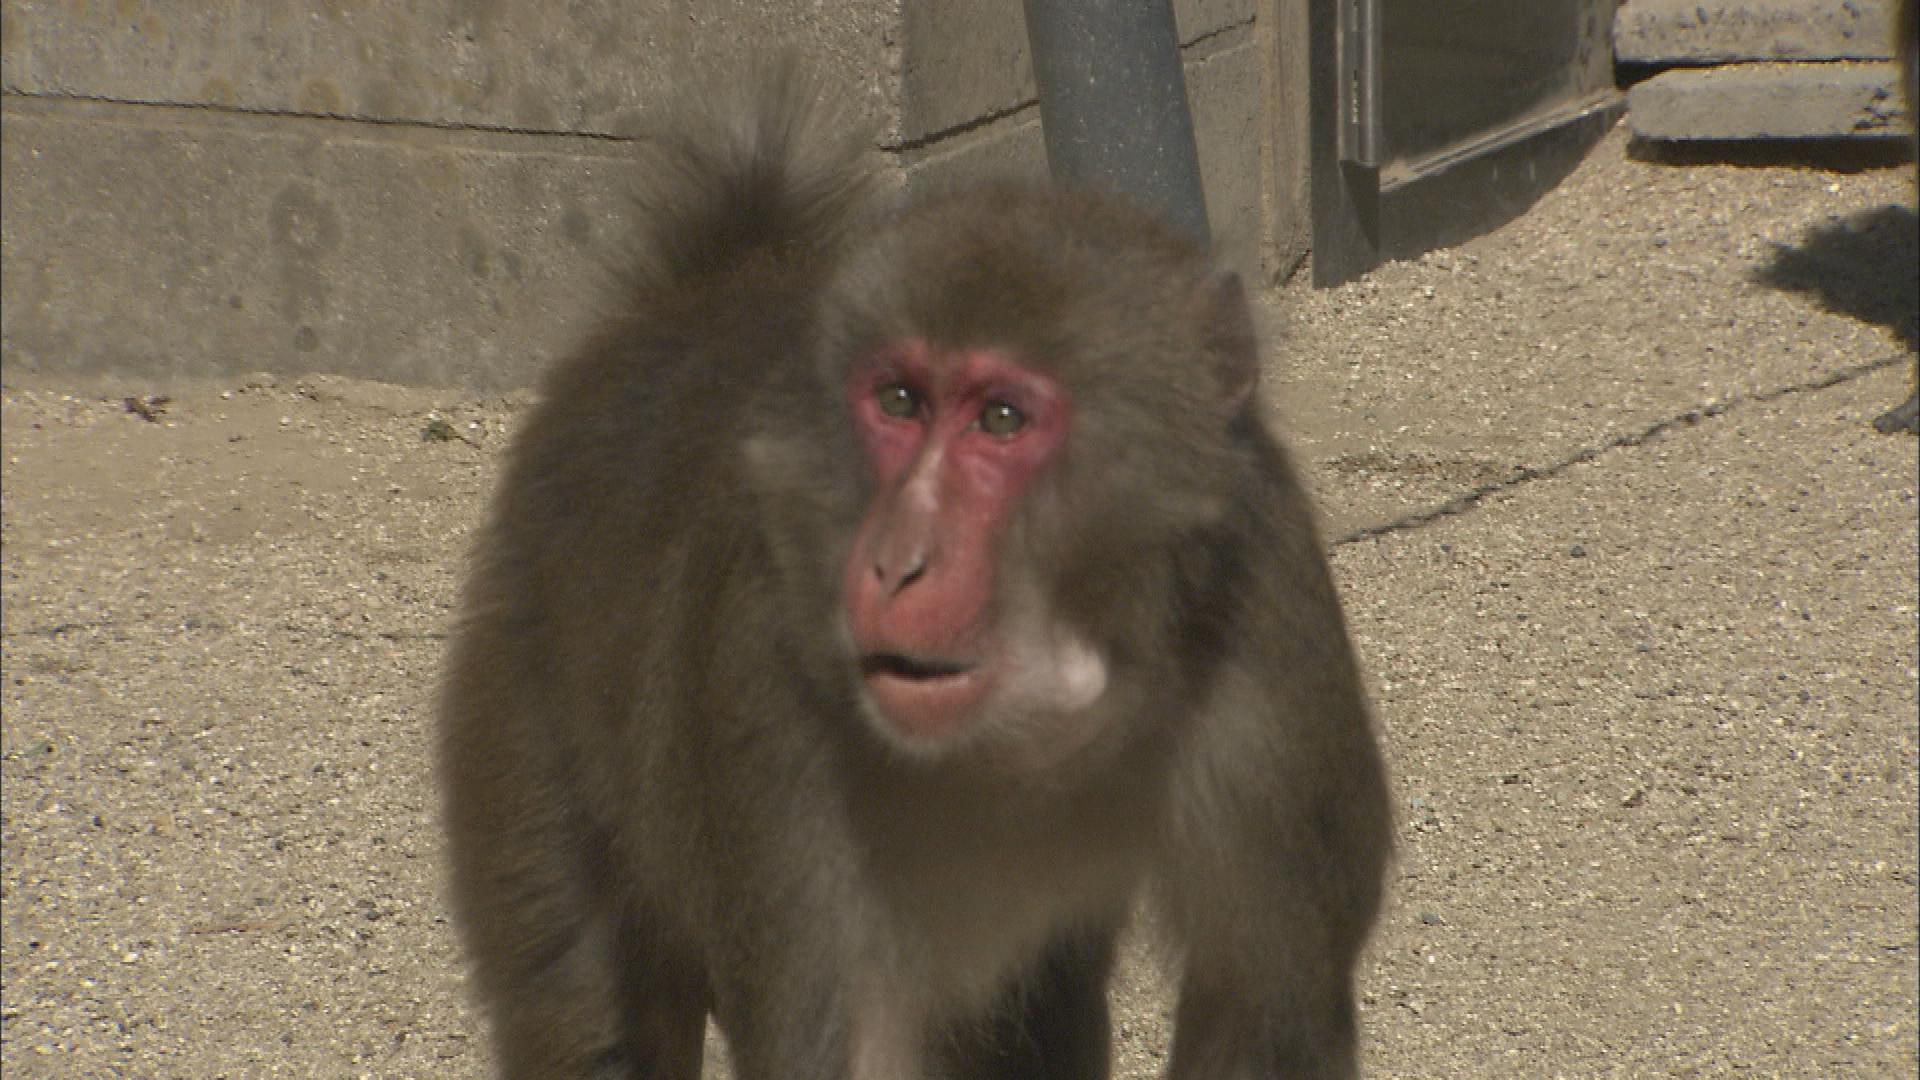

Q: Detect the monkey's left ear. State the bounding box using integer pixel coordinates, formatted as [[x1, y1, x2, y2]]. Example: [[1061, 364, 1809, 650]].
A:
[[1197, 270, 1260, 413]]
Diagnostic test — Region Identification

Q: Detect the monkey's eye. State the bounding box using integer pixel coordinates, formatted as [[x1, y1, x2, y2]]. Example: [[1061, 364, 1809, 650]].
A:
[[979, 401, 1027, 437], [875, 383, 919, 420]]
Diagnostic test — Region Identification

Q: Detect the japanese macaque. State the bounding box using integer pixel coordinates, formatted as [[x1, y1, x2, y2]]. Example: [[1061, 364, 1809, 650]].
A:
[[440, 75, 1391, 1079]]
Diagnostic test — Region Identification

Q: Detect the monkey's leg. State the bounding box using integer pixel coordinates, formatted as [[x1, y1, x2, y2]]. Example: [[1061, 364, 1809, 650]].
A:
[[1164, 966, 1361, 1080], [1158, 787, 1383, 1080], [449, 832, 633, 1076], [697, 880, 907, 1080], [1159, 798, 1382, 1080], [934, 925, 1119, 1080], [1158, 697, 1386, 1080], [709, 963, 867, 1080], [443, 702, 707, 1079], [1873, 389, 1919, 435], [608, 913, 711, 1079], [454, 826, 709, 1078]]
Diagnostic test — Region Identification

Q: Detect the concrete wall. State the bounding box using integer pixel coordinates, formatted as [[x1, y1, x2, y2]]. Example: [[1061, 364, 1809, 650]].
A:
[[2, 1, 1291, 389]]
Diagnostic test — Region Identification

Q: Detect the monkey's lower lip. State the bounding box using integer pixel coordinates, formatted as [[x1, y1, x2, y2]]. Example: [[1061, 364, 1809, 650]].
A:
[[859, 653, 987, 742]]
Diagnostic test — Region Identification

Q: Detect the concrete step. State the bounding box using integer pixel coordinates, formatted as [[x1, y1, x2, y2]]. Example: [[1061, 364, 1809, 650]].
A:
[[1627, 60, 1910, 139], [1616, 0, 1899, 64]]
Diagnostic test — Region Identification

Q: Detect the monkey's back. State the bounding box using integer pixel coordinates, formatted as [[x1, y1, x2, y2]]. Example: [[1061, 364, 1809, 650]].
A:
[[440, 259, 857, 925]]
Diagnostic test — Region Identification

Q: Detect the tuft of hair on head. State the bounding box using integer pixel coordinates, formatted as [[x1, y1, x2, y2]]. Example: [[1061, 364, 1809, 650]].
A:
[[623, 61, 881, 300]]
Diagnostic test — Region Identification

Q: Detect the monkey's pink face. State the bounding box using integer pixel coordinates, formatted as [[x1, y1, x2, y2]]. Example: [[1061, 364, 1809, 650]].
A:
[[842, 342, 1077, 750]]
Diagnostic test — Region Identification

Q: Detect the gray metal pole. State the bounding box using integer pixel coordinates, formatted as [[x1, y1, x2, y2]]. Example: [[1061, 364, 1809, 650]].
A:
[[1021, 0, 1213, 247]]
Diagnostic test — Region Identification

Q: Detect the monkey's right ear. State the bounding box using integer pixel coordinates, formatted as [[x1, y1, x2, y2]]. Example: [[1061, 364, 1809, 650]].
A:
[[1197, 271, 1260, 413]]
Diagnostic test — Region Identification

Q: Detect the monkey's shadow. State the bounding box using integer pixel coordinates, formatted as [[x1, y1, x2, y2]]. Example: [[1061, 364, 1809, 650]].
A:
[[1753, 203, 1920, 350]]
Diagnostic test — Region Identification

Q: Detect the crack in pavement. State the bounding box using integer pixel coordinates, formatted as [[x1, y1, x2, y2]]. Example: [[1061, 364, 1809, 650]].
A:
[[1332, 352, 1911, 547]]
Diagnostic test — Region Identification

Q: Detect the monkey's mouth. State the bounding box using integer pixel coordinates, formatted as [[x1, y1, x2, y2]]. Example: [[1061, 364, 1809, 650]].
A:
[[860, 653, 977, 681], [857, 652, 989, 744]]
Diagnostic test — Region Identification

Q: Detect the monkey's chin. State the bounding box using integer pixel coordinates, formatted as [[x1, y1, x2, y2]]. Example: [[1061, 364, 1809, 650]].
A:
[[862, 668, 990, 748]]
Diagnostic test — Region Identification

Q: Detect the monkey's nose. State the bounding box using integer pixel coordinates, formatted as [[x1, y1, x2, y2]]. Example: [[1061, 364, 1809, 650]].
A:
[[874, 550, 928, 595]]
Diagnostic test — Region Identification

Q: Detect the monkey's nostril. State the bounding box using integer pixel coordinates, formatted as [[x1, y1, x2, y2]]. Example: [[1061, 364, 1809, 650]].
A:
[[897, 557, 927, 590], [875, 552, 929, 594]]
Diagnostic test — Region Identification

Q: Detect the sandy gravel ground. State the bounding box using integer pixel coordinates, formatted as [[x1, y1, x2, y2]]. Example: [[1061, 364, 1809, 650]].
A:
[[3, 124, 1916, 1078]]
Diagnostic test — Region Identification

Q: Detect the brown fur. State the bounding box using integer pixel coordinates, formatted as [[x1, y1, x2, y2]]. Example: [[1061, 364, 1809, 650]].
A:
[[440, 78, 1391, 1079]]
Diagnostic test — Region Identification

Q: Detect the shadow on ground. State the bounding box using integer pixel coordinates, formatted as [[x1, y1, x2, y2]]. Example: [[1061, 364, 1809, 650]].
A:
[[1756, 202, 1920, 433], [1626, 135, 1915, 174], [1754, 203, 1920, 348]]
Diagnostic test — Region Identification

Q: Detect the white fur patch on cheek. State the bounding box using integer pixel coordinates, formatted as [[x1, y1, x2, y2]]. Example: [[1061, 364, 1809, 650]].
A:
[[1049, 633, 1108, 713], [986, 629, 1111, 772]]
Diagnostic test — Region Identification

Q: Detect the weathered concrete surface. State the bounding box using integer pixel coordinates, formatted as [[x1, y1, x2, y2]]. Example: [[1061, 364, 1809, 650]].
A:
[[0, 0, 905, 138], [1, 0, 1282, 388], [1628, 61, 1911, 140], [1187, 33, 1263, 279], [899, 0, 1250, 141], [0, 97, 645, 390], [1615, 0, 1899, 64]]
